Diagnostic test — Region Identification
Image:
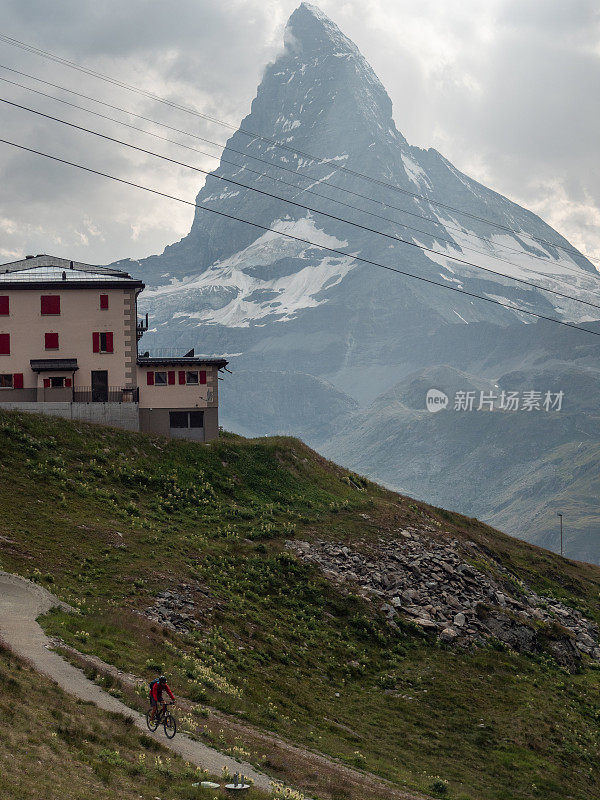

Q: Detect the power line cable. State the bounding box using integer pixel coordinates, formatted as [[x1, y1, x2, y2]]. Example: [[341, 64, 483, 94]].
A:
[[0, 33, 595, 265], [1, 134, 600, 339], [2, 95, 599, 314], [0, 63, 591, 278], [2, 73, 597, 293]]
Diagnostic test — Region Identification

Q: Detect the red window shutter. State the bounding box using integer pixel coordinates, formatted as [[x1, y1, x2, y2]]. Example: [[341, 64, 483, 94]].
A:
[[13, 373, 23, 389], [199, 370, 207, 385], [45, 332, 59, 350], [92, 332, 100, 353], [65, 377, 72, 388], [168, 370, 175, 385], [146, 371, 154, 386], [41, 295, 60, 315], [100, 294, 109, 310], [43, 378, 50, 388], [105, 332, 114, 353], [0, 334, 9, 355], [178, 370, 186, 385], [0, 296, 8, 315]]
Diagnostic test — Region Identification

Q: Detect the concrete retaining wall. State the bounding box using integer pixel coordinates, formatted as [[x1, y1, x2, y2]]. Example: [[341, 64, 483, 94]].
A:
[[0, 401, 140, 432]]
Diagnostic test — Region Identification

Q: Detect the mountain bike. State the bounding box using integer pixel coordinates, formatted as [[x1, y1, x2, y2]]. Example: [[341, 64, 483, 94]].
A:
[[145, 701, 177, 739]]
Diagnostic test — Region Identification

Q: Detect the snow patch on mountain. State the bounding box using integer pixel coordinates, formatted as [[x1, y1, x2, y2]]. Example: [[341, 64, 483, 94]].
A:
[[143, 216, 356, 328], [420, 241, 600, 322], [401, 153, 432, 190]]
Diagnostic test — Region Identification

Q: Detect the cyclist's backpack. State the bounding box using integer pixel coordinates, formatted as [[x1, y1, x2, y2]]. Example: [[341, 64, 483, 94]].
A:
[[148, 678, 159, 699]]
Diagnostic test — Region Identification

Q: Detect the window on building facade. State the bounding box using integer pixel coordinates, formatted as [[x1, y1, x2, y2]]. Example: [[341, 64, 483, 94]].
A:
[[154, 371, 167, 386], [169, 410, 204, 429], [50, 376, 65, 388], [0, 374, 13, 388], [41, 295, 61, 315], [0, 296, 8, 315], [186, 371, 199, 385], [189, 410, 204, 428], [45, 332, 59, 350], [0, 334, 9, 355], [93, 332, 114, 353], [100, 332, 112, 353], [100, 294, 109, 309]]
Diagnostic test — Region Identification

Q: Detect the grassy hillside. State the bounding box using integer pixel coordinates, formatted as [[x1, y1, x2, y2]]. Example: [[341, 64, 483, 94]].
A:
[[1, 409, 600, 800], [0, 640, 268, 800]]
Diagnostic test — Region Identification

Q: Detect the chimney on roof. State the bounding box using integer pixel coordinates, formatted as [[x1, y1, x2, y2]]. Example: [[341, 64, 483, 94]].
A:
[[70, 261, 74, 268], [62, 271, 66, 281]]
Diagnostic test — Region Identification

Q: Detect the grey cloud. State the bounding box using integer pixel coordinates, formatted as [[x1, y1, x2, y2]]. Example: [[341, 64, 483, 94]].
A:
[[0, 0, 598, 265], [497, 0, 600, 40]]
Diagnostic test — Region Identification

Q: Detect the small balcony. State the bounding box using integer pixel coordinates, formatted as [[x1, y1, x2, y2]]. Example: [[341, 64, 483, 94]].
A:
[[73, 386, 139, 403]]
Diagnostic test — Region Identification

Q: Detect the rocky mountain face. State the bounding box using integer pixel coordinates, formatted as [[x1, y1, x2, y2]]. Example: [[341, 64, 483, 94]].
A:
[[115, 3, 600, 562]]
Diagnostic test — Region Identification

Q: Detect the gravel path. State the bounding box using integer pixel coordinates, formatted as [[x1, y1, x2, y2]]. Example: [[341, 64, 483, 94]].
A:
[[0, 571, 272, 791]]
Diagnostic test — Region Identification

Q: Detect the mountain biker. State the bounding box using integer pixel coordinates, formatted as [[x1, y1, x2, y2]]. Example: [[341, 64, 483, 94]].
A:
[[149, 675, 175, 720]]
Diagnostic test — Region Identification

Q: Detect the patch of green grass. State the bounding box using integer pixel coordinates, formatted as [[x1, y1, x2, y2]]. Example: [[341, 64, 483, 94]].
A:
[[1, 409, 600, 800]]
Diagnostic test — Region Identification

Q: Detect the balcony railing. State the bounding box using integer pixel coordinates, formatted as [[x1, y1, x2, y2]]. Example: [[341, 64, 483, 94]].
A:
[[136, 312, 149, 342], [73, 386, 139, 403]]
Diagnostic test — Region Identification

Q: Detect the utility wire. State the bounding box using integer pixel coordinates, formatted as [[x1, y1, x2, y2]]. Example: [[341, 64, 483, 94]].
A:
[[0, 32, 595, 265], [0, 63, 591, 278], [2, 95, 599, 314], [1, 134, 600, 339], [3, 73, 597, 293]]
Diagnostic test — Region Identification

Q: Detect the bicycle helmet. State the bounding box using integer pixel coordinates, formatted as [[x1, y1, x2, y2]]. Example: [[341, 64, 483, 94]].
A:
[[159, 675, 167, 683]]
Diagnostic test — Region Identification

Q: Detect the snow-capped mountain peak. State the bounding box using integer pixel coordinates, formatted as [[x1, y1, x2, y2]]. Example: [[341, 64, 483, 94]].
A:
[[121, 4, 597, 342]]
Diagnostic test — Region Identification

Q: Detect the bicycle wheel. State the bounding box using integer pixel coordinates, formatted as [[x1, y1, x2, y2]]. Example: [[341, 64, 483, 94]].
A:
[[145, 709, 159, 732], [163, 712, 177, 739]]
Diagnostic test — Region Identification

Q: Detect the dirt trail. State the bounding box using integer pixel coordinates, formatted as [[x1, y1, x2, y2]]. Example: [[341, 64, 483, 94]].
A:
[[0, 571, 272, 790]]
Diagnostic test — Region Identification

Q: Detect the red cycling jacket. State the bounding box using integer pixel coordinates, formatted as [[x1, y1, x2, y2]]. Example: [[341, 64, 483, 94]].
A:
[[150, 681, 175, 702]]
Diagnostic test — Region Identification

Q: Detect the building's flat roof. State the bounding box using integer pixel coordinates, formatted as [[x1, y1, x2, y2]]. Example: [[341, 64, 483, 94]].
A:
[[30, 358, 79, 372], [137, 357, 229, 369], [0, 255, 144, 289]]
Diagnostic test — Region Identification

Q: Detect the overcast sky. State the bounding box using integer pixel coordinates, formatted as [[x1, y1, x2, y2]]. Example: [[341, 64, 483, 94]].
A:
[[0, 0, 598, 268]]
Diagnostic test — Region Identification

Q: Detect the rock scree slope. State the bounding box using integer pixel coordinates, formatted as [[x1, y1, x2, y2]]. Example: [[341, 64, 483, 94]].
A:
[[288, 529, 600, 670]]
